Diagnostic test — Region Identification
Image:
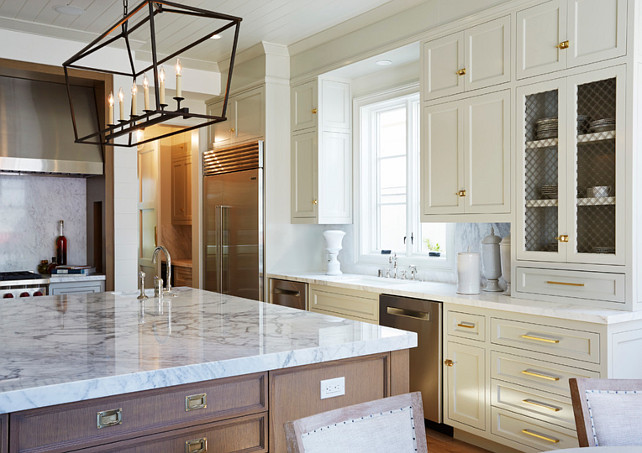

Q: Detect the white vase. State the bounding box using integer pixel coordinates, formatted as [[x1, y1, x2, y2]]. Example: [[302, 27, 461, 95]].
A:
[[323, 230, 345, 275]]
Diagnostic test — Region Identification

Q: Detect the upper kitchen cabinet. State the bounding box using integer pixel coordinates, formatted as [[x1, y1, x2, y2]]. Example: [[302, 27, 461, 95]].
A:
[[171, 143, 192, 226], [421, 89, 510, 221], [515, 66, 626, 306], [516, 0, 627, 80], [422, 16, 510, 101], [291, 77, 352, 224], [206, 86, 265, 147]]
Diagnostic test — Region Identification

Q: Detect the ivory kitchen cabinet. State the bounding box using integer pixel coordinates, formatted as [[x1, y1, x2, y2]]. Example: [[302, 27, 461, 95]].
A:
[[206, 86, 265, 147], [291, 77, 352, 224], [49, 280, 105, 295], [308, 285, 379, 324], [516, 0, 627, 80], [422, 15, 510, 101], [421, 89, 510, 221], [444, 341, 486, 431], [171, 145, 192, 226]]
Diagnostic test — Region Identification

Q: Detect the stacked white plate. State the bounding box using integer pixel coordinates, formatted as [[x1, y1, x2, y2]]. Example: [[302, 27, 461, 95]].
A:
[[589, 118, 615, 133], [536, 118, 558, 139], [540, 185, 558, 199]]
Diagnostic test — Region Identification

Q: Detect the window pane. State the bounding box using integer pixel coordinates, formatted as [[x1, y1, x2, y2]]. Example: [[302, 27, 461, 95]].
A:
[[379, 204, 406, 251], [379, 156, 406, 190], [420, 223, 447, 256], [378, 108, 406, 157]]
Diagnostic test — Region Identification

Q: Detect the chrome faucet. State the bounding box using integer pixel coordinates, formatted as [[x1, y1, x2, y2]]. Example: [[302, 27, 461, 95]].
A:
[[152, 245, 172, 295]]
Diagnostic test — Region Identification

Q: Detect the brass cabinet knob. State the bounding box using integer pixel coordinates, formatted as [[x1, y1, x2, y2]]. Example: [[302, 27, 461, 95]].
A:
[[444, 359, 454, 367], [311, 108, 318, 114], [556, 40, 570, 50], [456, 68, 466, 76], [455, 190, 466, 197], [230, 128, 235, 133], [554, 235, 569, 243], [312, 199, 318, 205]]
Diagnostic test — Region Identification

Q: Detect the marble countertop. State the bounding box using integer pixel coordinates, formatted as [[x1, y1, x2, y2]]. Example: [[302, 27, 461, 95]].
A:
[[48, 274, 106, 283], [0, 288, 416, 414], [268, 272, 642, 325]]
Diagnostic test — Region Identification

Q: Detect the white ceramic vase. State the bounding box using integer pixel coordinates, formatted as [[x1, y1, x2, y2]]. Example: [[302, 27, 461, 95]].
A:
[[323, 230, 346, 275]]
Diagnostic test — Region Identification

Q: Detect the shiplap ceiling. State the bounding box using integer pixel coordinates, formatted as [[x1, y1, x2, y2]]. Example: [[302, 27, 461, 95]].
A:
[[0, 0, 426, 68]]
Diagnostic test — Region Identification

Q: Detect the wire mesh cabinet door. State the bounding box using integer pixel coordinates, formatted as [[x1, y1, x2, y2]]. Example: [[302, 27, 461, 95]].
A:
[[516, 78, 568, 262], [565, 65, 626, 265]]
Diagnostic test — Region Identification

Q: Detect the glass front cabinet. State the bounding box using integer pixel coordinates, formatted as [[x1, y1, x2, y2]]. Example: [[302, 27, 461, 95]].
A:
[[516, 66, 625, 266]]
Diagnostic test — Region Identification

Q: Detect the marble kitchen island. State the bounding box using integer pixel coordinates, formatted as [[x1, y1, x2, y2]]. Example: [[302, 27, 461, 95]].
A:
[[0, 288, 415, 453]]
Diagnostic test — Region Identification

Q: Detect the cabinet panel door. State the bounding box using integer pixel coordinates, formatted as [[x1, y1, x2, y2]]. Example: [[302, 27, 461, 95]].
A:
[[421, 102, 464, 216], [517, 0, 567, 80], [291, 132, 318, 219], [172, 156, 190, 224], [234, 88, 264, 142], [464, 90, 510, 214], [320, 79, 350, 131], [292, 81, 317, 132], [445, 341, 486, 430], [422, 32, 465, 101], [465, 16, 511, 91], [568, 0, 626, 68], [318, 131, 351, 223], [209, 100, 233, 146]]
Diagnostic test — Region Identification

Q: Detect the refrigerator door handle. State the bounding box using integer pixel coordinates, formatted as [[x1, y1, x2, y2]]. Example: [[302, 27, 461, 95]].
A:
[[220, 205, 230, 294]]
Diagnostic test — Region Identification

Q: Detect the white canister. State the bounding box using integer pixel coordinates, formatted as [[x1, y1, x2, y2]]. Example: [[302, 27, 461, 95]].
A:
[[457, 252, 481, 295]]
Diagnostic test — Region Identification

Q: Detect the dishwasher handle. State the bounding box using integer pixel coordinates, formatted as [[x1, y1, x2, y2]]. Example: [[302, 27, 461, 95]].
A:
[[273, 287, 300, 297], [385, 306, 431, 321]]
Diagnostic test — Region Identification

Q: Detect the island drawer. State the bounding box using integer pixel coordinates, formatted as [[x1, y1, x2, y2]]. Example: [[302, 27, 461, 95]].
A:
[[491, 407, 578, 450], [10, 373, 267, 453], [446, 311, 486, 341], [491, 379, 574, 430], [491, 351, 599, 397], [81, 412, 267, 453], [490, 317, 600, 363]]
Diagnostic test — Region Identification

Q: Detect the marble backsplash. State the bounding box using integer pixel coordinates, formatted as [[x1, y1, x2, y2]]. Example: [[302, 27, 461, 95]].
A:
[[0, 175, 87, 272]]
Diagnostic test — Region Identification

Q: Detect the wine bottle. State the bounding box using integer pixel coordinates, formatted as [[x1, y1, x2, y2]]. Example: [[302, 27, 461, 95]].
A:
[[56, 220, 67, 265]]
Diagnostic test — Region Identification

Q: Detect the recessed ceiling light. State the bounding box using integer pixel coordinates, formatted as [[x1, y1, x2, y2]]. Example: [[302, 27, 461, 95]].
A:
[[53, 4, 85, 16], [376, 59, 392, 66], [210, 34, 222, 40]]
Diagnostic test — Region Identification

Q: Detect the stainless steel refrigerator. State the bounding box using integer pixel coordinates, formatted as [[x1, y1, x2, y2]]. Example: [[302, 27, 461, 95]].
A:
[[203, 140, 265, 301]]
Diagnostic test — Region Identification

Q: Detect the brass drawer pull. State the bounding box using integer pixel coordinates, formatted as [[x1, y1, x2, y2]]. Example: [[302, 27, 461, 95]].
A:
[[457, 322, 475, 329], [522, 399, 562, 412], [185, 437, 208, 453], [185, 393, 207, 411], [521, 334, 560, 344], [546, 280, 585, 287], [456, 68, 466, 76], [521, 369, 560, 381], [521, 429, 560, 443], [556, 40, 570, 50], [97, 408, 122, 429]]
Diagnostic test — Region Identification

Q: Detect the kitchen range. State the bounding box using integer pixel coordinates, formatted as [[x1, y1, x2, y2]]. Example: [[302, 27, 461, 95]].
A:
[[0, 271, 47, 299]]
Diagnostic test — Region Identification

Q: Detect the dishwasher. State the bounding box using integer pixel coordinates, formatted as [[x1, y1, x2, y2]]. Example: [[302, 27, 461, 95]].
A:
[[379, 294, 442, 424], [269, 278, 307, 310]]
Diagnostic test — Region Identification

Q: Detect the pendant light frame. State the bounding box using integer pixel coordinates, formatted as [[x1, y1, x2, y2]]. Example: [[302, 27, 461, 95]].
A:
[[62, 0, 242, 147]]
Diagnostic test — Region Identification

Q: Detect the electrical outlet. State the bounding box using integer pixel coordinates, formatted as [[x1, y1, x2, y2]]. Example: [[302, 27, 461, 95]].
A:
[[320, 376, 345, 399]]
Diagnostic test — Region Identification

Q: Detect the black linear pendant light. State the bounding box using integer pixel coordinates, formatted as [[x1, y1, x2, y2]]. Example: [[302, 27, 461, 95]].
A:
[[63, 0, 242, 147]]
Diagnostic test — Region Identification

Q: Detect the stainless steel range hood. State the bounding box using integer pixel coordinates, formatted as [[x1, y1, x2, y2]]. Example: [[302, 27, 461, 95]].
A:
[[0, 75, 104, 176]]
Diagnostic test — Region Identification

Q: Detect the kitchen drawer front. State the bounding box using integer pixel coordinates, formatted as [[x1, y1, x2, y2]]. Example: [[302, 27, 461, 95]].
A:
[[446, 310, 486, 341], [491, 407, 578, 450], [491, 351, 599, 397], [82, 412, 267, 453], [309, 287, 379, 323], [174, 266, 192, 287], [490, 317, 600, 363], [10, 373, 267, 453], [491, 379, 574, 430], [515, 267, 625, 303]]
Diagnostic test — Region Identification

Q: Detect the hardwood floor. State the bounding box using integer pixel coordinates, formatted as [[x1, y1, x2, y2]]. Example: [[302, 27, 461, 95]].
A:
[[426, 427, 490, 453]]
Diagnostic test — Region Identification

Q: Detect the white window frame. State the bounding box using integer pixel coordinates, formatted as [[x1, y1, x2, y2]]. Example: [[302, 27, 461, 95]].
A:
[[353, 83, 455, 271]]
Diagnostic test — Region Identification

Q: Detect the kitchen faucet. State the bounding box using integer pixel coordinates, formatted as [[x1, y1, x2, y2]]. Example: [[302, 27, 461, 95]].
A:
[[389, 253, 398, 279], [152, 245, 173, 295]]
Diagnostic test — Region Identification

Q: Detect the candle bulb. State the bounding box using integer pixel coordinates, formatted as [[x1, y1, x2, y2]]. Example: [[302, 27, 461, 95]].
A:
[[108, 92, 114, 125], [118, 88, 124, 121], [131, 82, 137, 117], [175, 58, 182, 98], [143, 75, 150, 111], [159, 66, 166, 105]]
